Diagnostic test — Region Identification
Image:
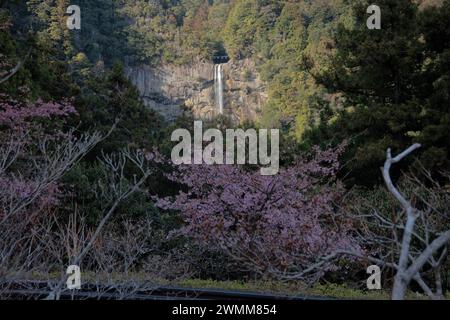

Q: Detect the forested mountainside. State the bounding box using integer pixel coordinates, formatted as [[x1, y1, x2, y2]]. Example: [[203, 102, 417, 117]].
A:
[[5, 0, 448, 181], [1, 0, 449, 300]]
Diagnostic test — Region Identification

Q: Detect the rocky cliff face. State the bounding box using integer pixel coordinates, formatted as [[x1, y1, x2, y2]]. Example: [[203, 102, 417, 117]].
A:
[[221, 59, 268, 123], [126, 59, 267, 123]]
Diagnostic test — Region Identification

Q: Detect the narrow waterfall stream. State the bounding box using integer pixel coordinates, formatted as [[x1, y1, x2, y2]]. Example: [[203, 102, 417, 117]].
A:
[[214, 64, 224, 114]]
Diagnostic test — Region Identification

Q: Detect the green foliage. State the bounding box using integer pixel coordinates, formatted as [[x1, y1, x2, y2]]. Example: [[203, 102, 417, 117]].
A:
[[222, 0, 352, 141], [119, 0, 230, 65], [2, 3, 168, 226], [61, 161, 162, 226], [223, 0, 258, 59], [306, 0, 450, 184], [1, 6, 77, 100], [74, 62, 164, 154], [179, 278, 393, 299], [27, 0, 129, 65]]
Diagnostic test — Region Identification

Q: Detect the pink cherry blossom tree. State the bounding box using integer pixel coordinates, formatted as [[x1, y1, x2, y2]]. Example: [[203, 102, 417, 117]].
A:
[[156, 144, 362, 282], [0, 90, 164, 299], [0, 92, 106, 278]]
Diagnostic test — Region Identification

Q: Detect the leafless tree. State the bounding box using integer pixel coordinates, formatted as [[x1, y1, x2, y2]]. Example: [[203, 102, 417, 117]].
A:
[[0, 58, 25, 84], [0, 130, 107, 226], [381, 144, 450, 299], [0, 129, 110, 298], [340, 144, 450, 300], [274, 144, 450, 300], [32, 149, 158, 299]]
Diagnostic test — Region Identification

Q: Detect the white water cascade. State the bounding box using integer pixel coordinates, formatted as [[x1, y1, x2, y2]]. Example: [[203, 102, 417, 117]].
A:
[[214, 64, 224, 114]]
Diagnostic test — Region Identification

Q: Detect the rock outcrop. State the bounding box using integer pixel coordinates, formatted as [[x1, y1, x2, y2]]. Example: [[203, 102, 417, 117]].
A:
[[126, 58, 267, 123]]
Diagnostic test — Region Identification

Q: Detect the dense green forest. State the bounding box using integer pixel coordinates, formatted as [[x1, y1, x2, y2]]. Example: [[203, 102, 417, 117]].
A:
[[5, 0, 447, 181], [0, 0, 449, 300]]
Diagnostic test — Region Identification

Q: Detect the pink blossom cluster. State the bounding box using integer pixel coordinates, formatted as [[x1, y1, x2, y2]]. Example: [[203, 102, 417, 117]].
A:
[[0, 95, 77, 219], [0, 96, 77, 130], [0, 177, 60, 219], [156, 143, 361, 276]]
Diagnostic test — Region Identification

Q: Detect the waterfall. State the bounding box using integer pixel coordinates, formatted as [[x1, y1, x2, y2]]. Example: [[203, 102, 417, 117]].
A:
[[214, 64, 224, 114]]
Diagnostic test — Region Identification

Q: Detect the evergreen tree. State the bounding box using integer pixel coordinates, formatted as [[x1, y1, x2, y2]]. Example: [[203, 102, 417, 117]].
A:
[[306, 0, 449, 184]]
